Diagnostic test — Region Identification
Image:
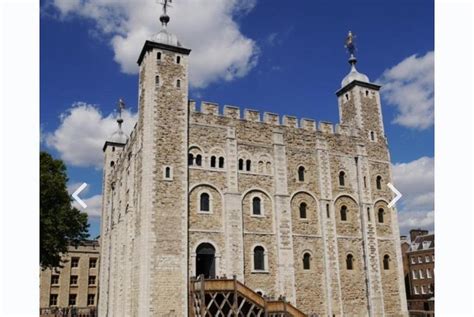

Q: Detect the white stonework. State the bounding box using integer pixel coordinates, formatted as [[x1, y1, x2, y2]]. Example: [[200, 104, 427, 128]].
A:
[[98, 35, 408, 316]]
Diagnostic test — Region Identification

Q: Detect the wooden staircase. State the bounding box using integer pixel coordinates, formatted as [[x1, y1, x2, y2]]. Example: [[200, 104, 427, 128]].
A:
[[189, 276, 307, 317]]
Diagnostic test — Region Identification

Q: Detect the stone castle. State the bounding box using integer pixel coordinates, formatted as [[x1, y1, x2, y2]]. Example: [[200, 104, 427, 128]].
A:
[[98, 7, 408, 317]]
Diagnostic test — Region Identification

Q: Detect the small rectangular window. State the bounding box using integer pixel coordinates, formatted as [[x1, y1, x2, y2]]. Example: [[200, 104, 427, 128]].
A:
[[176, 55, 181, 64], [426, 268, 431, 278], [69, 294, 77, 306], [89, 258, 97, 268], [50, 294, 58, 306], [419, 269, 424, 279], [418, 256, 422, 263], [411, 257, 416, 264], [326, 204, 330, 218], [89, 276, 96, 285], [70, 275, 78, 285], [88, 294, 95, 306], [413, 286, 419, 295], [51, 275, 59, 285], [71, 257, 79, 268], [412, 270, 417, 279]]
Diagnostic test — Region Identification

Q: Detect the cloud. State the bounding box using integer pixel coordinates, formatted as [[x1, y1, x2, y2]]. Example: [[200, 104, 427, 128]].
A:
[[46, 102, 138, 168], [392, 156, 434, 234], [378, 51, 434, 130], [47, 0, 259, 88], [72, 194, 102, 218]]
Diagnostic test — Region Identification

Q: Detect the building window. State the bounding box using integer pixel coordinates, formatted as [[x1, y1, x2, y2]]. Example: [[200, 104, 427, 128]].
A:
[[370, 131, 375, 141], [419, 269, 424, 279], [88, 294, 95, 306], [299, 202, 307, 219], [418, 256, 423, 263], [176, 79, 181, 88], [210, 156, 216, 168], [253, 246, 265, 271], [298, 166, 305, 181], [69, 294, 77, 306], [89, 276, 96, 285], [363, 176, 367, 188], [340, 205, 348, 221], [326, 204, 330, 218], [383, 254, 390, 270], [412, 270, 418, 279], [376, 176, 382, 190], [378, 208, 384, 223], [176, 55, 181, 64], [252, 197, 261, 215], [218, 157, 224, 168], [157, 52, 161, 60], [346, 254, 354, 270], [238, 159, 244, 171], [414, 286, 419, 295], [429, 283, 434, 294], [200, 193, 210, 212], [188, 153, 194, 166], [70, 275, 78, 285], [303, 253, 311, 270], [411, 257, 416, 264], [338, 171, 345, 186], [426, 268, 432, 278], [432, 254, 435, 262], [71, 257, 79, 268], [164, 166, 172, 180], [367, 207, 371, 222], [50, 294, 58, 306], [425, 255, 430, 263], [421, 285, 426, 294], [155, 75, 160, 86], [246, 159, 251, 172], [195, 154, 202, 166], [51, 275, 59, 285]]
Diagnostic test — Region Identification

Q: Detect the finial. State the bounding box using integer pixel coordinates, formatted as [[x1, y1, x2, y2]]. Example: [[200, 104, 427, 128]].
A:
[[345, 30, 357, 66], [117, 98, 125, 126], [159, 0, 172, 27]]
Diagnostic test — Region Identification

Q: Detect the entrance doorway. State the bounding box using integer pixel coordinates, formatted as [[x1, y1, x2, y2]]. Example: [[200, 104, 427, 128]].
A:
[[196, 243, 216, 278]]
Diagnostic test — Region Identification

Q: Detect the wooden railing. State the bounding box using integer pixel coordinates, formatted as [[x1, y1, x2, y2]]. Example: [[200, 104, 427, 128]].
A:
[[189, 275, 307, 317]]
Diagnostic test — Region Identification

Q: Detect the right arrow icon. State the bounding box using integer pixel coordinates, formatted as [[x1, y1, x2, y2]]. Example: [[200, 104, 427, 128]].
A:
[[387, 183, 402, 208]]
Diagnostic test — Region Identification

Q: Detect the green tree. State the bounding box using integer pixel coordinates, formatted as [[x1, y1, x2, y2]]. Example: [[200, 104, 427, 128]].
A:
[[40, 151, 89, 268]]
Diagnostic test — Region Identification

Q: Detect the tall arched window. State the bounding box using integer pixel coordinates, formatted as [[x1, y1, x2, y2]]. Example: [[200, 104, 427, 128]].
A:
[[346, 254, 354, 270], [188, 153, 194, 166], [246, 159, 251, 172], [176, 56, 181, 64], [370, 131, 375, 141], [238, 159, 244, 171], [218, 157, 224, 168], [200, 193, 210, 212], [339, 171, 345, 186], [367, 207, 371, 222], [303, 253, 311, 270], [253, 246, 265, 270], [165, 167, 171, 179], [378, 208, 384, 223], [155, 75, 160, 86], [157, 52, 162, 60], [195, 154, 202, 166], [298, 166, 305, 181], [210, 156, 216, 168], [299, 202, 307, 219], [376, 176, 382, 190], [252, 197, 261, 215], [340, 205, 348, 221], [383, 254, 390, 270]]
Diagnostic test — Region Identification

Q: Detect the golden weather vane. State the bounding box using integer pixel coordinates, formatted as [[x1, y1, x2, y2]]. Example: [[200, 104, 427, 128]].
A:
[[345, 31, 356, 56]]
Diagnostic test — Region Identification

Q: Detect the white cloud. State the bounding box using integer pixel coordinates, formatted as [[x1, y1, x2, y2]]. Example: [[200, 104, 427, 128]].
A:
[[392, 156, 434, 234], [48, 0, 259, 88], [72, 194, 102, 218], [378, 51, 434, 130], [46, 102, 138, 168]]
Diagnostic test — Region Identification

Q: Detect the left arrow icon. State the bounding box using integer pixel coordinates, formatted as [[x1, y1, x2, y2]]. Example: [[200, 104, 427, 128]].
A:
[[72, 183, 88, 208]]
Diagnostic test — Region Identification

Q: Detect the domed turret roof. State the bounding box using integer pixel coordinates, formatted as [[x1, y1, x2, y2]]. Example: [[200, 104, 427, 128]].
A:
[[341, 56, 369, 87]]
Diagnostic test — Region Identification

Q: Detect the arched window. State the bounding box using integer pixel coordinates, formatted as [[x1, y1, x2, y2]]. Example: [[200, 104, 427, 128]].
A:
[[253, 246, 265, 270], [370, 131, 375, 141], [298, 166, 305, 181], [200, 193, 210, 212], [176, 79, 181, 88], [383, 254, 390, 270], [367, 207, 371, 222], [165, 167, 171, 179], [378, 208, 384, 223], [346, 254, 354, 270], [340, 205, 347, 221], [195, 154, 202, 166], [303, 253, 311, 270], [110, 161, 115, 167], [238, 159, 244, 171], [157, 52, 162, 60], [246, 159, 251, 172], [218, 157, 224, 168], [155, 75, 160, 86], [299, 202, 307, 219], [176, 55, 181, 64], [266, 162, 271, 174], [376, 176, 382, 190], [252, 197, 261, 215], [210, 156, 216, 168], [258, 161, 264, 173], [339, 171, 345, 186], [188, 153, 194, 166], [326, 204, 330, 218]]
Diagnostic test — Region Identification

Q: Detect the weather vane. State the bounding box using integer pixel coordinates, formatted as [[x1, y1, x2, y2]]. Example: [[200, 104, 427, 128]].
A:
[[117, 98, 125, 121], [345, 31, 356, 56], [160, 0, 172, 16]]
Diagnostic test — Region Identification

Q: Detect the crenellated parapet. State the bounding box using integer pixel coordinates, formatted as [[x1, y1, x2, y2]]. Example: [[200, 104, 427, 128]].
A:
[[189, 100, 358, 137]]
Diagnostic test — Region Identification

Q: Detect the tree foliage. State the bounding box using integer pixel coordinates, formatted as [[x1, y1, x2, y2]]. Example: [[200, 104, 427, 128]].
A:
[[40, 151, 89, 268]]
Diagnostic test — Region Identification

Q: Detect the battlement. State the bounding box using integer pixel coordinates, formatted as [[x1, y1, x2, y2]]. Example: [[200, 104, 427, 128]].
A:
[[189, 100, 357, 136]]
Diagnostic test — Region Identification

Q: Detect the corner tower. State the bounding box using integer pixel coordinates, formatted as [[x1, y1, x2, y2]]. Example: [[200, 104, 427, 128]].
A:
[[135, 2, 191, 315]]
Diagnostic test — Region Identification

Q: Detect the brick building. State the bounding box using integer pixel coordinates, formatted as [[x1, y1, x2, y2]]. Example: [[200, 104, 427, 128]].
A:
[[401, 229, 435, 316], [39, 240, 100, 316], [98, 6, 408, 317]]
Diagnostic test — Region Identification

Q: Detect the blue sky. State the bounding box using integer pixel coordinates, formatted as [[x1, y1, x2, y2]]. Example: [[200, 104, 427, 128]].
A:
[[40, 0, 434, 238]]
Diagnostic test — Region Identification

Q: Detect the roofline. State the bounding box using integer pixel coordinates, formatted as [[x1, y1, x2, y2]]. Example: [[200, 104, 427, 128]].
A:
[[137, 40, 191, 65], [103, 141, 126, 152], [336, 80, 381, 96]]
